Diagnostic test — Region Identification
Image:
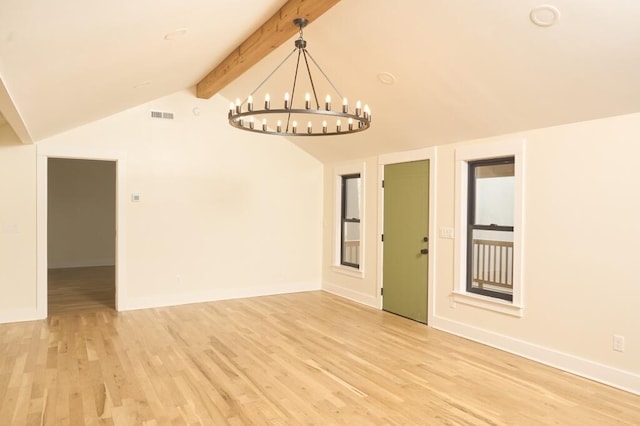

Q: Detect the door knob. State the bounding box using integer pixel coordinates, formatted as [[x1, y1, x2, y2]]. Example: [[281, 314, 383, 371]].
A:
[[423, 236, 429, 242], [420, 248, 429, 255]]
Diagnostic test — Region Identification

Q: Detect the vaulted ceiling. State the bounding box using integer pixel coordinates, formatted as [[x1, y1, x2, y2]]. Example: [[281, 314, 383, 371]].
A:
[[1, 1, 640, 162]]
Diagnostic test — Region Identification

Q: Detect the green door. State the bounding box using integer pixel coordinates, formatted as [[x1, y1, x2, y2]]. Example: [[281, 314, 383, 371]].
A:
[[382, 160, 429, 323]]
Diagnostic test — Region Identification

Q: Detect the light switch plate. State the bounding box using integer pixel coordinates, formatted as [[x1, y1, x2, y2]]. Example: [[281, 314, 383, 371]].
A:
[[439, 227, 455, 239]]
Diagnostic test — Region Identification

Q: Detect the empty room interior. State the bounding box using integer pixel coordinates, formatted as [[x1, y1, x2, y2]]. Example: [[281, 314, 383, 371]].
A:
[[1, 1, 639, 424]]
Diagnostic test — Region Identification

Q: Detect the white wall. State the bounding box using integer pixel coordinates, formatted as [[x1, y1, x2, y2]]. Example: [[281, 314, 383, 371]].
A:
[[0, 88, 323, 320], [48, 158, 116, 268], [0, 125, 37, 322], [322, 112, 640, 394]]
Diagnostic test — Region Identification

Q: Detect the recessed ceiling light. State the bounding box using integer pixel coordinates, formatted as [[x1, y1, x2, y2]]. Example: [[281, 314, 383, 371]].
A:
[[377, 72, 396, 85], [164, 28, 188, 40], [530, 5, 560, 27]]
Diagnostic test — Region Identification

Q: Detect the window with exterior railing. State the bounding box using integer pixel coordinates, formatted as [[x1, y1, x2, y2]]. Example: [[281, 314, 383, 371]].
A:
[[453, 139, 524, 317], [341, 174, 361, 268], [467, 157, 514, 301]]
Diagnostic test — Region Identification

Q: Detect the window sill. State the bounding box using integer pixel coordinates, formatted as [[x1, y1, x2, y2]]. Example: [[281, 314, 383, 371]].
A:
[[331, 265, 364, 279], [451, 291, 523, 317]]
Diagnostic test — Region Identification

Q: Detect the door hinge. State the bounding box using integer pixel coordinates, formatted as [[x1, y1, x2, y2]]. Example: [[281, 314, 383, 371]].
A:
[[381, 179, 384, 188], [380, 287, 384, 296], [381, 234, 384, 242]]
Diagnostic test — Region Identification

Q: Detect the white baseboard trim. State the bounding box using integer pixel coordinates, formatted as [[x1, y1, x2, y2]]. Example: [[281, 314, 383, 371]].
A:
[[322, 281, 378, 308], [48, 258, 116, 269], [0, 308, 42, 324], [120, 281, 321, 312], [431, 315, 640, 396]]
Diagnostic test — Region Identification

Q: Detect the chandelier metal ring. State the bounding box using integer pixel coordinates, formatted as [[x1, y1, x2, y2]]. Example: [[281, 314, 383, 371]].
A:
[[229, 108, 370, 136]]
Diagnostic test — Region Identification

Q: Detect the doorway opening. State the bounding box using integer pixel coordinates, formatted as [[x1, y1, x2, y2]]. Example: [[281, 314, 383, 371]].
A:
[[47, 158, 116, 315]]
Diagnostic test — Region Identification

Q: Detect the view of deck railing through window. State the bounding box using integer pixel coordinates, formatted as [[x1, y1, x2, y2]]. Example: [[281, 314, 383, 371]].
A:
[[342, 240, 360, 266], [471, 238, 513, 296]]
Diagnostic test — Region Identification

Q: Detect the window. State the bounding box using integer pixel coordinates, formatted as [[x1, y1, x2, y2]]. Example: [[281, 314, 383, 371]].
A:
[[332, 162, 365, 277], [454, 139, 524, 316], [467, 157, 514, 301], [340, 174, 361, 268]]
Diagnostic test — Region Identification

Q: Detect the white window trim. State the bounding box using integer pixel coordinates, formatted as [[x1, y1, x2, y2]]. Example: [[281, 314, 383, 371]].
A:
[[453, 138, 525, 317], [333, 162, 366, 278]]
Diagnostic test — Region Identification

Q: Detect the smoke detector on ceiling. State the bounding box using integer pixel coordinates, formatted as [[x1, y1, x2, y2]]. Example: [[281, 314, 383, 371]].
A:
[[164, 28, 188, 40], [134, 81, 151, 89], [377, 72, 396, 85], [530, 5, 560, 27]]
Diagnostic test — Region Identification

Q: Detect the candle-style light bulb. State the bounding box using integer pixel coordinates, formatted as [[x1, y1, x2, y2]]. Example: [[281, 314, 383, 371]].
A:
[[276, 120, 282, 132], [364, 104, 371, 121], [235, 98, 241, 114], [265, 93, 271, 110], [307, 121, 312, 134], [325, 95, 331, 111], [342, 97, 348, 113], [355, 100, 362, 116], [247, 95, 253, 112], [249, 116, 254, 129], [292, 120, 298, 134], [348, 118, 354, 131], [284, 92, 290, 109], [305, 93, 311, 109], [336, 119, 342, 133], [262, 119, 267, 131], [322, 120, 328, 134]]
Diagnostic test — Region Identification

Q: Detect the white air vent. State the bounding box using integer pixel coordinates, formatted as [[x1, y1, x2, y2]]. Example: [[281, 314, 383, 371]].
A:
[[150, 110, 174, 120]]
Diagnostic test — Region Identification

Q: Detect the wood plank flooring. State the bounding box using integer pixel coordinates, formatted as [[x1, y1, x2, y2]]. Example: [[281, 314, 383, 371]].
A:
[[48, 266, 115, 314], [1, 271, 639, 424]]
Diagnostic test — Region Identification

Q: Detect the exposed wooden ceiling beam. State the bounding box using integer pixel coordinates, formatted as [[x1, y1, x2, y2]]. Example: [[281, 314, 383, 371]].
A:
[[196, 0, 340, 99], [0, 78, 33, 144]]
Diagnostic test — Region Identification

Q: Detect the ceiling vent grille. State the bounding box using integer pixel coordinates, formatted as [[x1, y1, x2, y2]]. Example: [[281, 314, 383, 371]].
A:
[[150, 111, 174, 120]]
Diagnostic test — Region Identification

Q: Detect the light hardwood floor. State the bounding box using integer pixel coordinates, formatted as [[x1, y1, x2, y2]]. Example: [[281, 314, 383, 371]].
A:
[[1, 270, 639, 424]]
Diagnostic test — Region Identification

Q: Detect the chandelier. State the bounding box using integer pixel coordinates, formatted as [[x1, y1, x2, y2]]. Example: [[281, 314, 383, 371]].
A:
[[228, 18, 371, 137]]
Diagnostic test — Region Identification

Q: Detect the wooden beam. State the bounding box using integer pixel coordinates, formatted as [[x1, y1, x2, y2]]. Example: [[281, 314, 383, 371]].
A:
[[196, 0, 340, 99], [0, 78, 33, 144]]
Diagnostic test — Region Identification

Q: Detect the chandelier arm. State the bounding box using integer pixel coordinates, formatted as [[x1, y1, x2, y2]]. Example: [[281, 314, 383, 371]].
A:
[[246, 47, 298, 103], [286, 49, 303, 132], [302, 49, 321, 109], [304, 49, 346, 106]]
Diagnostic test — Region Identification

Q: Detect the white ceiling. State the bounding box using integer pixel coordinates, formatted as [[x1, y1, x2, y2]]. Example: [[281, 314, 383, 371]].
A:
[[2, 1, 640, 162], [0, 0, 284, 140]]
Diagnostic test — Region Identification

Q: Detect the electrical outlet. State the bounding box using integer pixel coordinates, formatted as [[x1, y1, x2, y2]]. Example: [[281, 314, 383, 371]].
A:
[[613, 335, 625, 352]]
